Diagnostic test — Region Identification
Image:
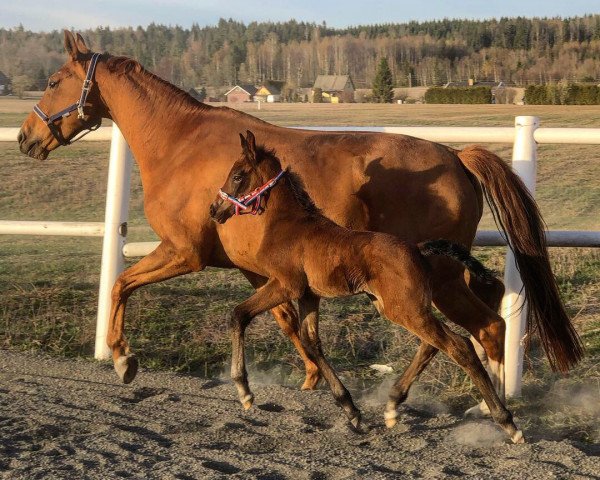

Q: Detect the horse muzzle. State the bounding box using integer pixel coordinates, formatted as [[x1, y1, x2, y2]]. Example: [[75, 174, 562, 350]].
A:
[[18, 130, 49, 160], [209, 199, 232, 224]]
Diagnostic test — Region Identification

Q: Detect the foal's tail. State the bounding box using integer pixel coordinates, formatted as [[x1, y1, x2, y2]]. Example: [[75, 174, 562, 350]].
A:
[[420, 239, 495, 283], [456, 146, 584, 372]]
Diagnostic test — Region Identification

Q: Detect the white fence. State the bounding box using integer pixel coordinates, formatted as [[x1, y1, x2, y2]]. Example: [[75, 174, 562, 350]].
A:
[[1, 116, 599, 397]]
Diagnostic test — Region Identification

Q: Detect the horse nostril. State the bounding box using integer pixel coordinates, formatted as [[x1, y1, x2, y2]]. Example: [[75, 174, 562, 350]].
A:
[[17, 131, 24, 145], [209, 204, 216, 217]]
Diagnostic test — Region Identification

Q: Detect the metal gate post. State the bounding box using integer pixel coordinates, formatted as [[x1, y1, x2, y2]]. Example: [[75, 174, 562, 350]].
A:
[[94, 125, 133, 359], [502, 115, 539, 397]]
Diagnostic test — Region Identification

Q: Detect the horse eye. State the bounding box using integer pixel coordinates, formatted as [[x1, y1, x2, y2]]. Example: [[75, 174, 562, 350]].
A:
[[48, 80, 58, 89], [233, 174, 243, 183]]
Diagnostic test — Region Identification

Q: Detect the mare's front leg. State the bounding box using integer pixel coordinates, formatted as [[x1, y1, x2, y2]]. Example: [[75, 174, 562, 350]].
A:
[[107, 242, 194, 383], [298, 291, 362, 430], [240, 270, 321, 390], [230, 278, 293, 410]]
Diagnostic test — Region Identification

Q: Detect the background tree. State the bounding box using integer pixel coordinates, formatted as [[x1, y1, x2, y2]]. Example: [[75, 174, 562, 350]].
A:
[[372, 57, 394, 103], [11, 75, 33, 99], [312, 87, 323, 103]]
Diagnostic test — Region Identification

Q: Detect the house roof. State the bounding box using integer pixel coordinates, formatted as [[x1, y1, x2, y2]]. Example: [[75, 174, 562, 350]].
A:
[[256, 81, 284, 96], [313, 75, 354, 91], [224, 84, 258, 96]]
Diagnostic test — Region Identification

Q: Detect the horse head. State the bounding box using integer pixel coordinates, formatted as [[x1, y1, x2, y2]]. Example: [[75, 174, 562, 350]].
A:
[[210, 130, 284, 223], [18, 30, 106, 159]]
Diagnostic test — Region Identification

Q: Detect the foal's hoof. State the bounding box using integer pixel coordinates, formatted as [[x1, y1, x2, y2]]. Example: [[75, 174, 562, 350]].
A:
[[464, 400, 491, 418], [240, 394, 254, 410], [300, 372, 321, 391], [115, 355, 138, 384], [384, 409, 398, 429], [511, 430, 525, 444], [349, 414, 366, 433]]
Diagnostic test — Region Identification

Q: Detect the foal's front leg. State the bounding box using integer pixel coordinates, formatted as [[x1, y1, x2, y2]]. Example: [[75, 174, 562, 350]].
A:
[[230, 278, 292, 409], [298, 291, 362, 429]]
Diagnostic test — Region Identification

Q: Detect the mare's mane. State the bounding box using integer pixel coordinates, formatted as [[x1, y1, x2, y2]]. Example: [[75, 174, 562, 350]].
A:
[[103, 55, 269, 125], [105, 54, 211, 113], [254, 145, 321, 215]]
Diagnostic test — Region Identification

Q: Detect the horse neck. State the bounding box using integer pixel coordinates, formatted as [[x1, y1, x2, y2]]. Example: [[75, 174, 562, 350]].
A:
[[256, 165, 310, 227], [95, 63, 206, 180]]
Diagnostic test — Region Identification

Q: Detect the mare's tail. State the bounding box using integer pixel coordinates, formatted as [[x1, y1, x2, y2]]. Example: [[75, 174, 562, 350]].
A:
[[455, 146, 583, 372], [420, 239, 495, 283]]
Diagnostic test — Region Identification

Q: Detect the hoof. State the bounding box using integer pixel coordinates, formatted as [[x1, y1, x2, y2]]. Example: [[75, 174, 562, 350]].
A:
[[349, 414, 366, 433], [241, 394, 254, 410], [384, 409, 398, 429], [300, 372, 321, 391], [114, 355, 138, 384], [511, 430, 525, 444], [464, 401, 491, 418]]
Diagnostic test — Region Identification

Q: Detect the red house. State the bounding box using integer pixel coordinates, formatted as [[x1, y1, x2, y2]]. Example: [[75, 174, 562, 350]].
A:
[[225, 85, 258, 103]]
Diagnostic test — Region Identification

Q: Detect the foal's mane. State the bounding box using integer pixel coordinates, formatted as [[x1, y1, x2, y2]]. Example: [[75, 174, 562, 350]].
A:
[[254, 145, 321, 215]]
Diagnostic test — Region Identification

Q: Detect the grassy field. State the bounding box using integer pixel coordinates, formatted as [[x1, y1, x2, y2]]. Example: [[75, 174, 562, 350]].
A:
[[1, 100, 599, 438]]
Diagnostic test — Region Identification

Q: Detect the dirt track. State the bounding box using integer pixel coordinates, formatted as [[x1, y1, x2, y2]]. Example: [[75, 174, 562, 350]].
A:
[[1, 349, 599, 479]]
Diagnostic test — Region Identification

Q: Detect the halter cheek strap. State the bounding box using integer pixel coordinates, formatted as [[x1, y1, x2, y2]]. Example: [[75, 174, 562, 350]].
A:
[[33, 53, 101, 146], [219, 170, 285, 216]]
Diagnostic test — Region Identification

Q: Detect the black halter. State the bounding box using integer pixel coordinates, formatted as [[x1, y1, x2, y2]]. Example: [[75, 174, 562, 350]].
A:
[[33, 53, 102, 146]]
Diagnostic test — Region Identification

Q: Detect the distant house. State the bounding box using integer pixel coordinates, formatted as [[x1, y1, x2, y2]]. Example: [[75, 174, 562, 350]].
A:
[[445, 79, 505, 102], [312, 75, 355, 103], [254, 81, 284, 103], [0, 71, 9, 95], [225, 85, 258, 103]]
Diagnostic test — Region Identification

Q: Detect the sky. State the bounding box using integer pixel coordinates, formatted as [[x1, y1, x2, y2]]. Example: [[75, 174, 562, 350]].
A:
[[1, 0, 598, 31]]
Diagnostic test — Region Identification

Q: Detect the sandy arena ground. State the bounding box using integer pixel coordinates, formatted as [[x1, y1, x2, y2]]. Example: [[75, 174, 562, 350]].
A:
[[1, 349, 599, 479]]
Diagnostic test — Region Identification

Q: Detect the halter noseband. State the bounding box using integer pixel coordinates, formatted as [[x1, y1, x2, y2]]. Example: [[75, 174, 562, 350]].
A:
[[218, 170, 285, 216], [33, 53, 102, 146]]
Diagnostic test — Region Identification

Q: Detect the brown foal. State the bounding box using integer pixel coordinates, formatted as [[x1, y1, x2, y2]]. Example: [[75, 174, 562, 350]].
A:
[[209, 131, 524, 443]]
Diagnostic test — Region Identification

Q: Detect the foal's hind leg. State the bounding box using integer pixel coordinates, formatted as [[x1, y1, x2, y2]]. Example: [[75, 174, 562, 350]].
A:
[[433, 278, 506, 416], [298, 292, 362, 429], [229, 279, 293, 410], [392, 273, 506, 416], [385, 342, 438, 427], [107, 242, 193, 383], [240, 270, 321, 390], [386, 310, 522, 443]]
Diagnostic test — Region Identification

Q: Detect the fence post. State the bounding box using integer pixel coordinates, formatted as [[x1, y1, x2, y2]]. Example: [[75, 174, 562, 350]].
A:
[[94, 125, 133, 359], [502, 115, 539, 397]]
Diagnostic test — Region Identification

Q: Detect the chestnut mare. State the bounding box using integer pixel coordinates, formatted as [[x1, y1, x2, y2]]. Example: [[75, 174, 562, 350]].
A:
[[18, 32, 582, 408], [209, 130, 523, 442]]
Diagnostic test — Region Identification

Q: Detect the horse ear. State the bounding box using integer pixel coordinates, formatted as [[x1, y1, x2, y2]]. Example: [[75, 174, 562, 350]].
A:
[[239, 132, 247, 149], [64, 30, 80, 61], [75, 33, 90, 54], [245, 130, 257, 161]]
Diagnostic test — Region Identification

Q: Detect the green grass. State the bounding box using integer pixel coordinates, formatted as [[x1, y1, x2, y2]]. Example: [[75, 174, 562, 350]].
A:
[[1, 102, 599, 427]]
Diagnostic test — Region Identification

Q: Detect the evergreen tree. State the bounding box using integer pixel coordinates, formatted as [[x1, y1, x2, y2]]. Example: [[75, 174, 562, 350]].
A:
[[372, 58, 394, 103]]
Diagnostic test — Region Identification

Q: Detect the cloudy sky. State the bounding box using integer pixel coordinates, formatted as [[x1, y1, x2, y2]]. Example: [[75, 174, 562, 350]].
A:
[[1, 0, 598, 31]]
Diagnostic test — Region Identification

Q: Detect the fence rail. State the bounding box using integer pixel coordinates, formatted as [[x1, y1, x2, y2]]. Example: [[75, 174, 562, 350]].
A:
[[1, 116, 599, 397]]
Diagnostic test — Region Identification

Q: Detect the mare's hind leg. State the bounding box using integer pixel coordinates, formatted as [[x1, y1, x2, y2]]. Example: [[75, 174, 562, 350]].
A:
[[385, 309, 522, 443], [229, 278, 293, 410], [240, 270, 321, 390], [107, 242, 193, 383], [298, 292, 362, 429]]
